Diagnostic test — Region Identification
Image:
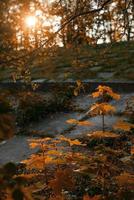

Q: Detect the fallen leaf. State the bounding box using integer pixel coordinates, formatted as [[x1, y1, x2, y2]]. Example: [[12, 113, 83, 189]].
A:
[[88, 131, 119, 139]]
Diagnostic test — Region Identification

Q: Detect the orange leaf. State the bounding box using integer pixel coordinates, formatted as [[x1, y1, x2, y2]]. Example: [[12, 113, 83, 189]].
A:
[[67, 119, 93, 126], [83, 194, 101, 200], [113, 120, 134, 131], [92, 85, 120, 100], [131, 146, 134, 155], [78, 120, 94, 126], [88, 131, 119, 139], [66, 119, 78, 124], [90, 103, 115, 115], [116, 172, 134, 186]]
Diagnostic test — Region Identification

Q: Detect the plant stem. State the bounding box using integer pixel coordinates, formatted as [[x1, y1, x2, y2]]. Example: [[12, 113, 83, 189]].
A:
[[102, 114, 105, 132], [41, 143, 48, 185]]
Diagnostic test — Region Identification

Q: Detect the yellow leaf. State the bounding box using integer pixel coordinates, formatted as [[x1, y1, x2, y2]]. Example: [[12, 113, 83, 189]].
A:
[[92, 91, 100, 98], [66, 119, 78, 124], [90, 103, 115, 115], [66, 119, 93, 126], [88, 131, 119, 139], [47, 150, 61, 156], [59, 136, 83, 146], [69, 139, 82, 146], [92, 85, 120, 100], [74, 88, 78, 96], [113, 120, 134, 131], [76, 80, 82, 87], [78, 121, 94, 126]]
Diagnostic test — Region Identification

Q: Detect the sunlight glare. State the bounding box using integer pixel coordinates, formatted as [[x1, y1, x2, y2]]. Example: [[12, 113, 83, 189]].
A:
[[25, 16, 36, 27]]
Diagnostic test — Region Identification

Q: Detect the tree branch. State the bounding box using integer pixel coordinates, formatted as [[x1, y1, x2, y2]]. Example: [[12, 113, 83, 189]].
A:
[[1, 0, 113, 65]]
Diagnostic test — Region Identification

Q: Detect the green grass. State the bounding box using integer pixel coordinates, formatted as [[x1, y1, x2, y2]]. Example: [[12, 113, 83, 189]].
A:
[[0, 41, 134, 82]]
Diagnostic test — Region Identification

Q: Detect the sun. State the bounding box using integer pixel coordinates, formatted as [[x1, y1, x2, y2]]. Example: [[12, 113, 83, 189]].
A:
[[25, 16, 36, 27]]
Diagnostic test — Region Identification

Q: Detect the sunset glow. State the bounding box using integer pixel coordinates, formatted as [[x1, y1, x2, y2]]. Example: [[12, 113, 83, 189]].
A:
[[25, 16, 36, 27]]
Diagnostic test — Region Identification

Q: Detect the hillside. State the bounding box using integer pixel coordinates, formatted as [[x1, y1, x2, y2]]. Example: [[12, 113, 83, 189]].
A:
[[0, 41, 134, 82]]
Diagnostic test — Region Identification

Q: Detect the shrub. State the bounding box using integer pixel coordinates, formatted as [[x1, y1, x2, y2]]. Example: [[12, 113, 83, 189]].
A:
[[0, 95, 15, 140], [17, 92, 47, 126], [16, 88, 73, 126], [0, 96, 12, 114]]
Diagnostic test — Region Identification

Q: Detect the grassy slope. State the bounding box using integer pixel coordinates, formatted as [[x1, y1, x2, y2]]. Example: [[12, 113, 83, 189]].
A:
[[0, 41, 134, 81]]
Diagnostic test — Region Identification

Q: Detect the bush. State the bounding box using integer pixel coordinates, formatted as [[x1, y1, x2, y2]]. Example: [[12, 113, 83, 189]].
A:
[[0, 95, 15, 140], [0, 96, 12, 114], [17, 92, 47, 126], [16, 88, 73, 126]]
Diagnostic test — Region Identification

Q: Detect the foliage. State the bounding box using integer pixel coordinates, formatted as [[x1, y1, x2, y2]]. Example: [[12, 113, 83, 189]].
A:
[[19, 136, 86, 199], [49, 168, 75, 195], [16, 92, 47, 126], [0, 95, 15, 140], [49, 86, 73, 112], [83, 194, 101, 200], [89, 85, 120, 132], [74, 80, 85, 96], [1, 85, 134, 200], [87, 131, 119, 139], [113, 120, 134, 131], [89, 103, 115, 116], [16, 88, 73, 126], [91, 85, 120, 101], [0, 95, 12, 114], [67, 119, 94, 126], [0, 162, 33, 200], [0, 0, 134, 84]]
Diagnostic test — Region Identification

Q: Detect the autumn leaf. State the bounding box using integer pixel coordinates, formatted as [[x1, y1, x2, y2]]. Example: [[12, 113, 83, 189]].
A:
[[116, 172, 134, 186], [28, 137, 51, 149], [66, 119, 93, 126], [74, 88, 79, 96], [76, 80, 82, 87], [69, 139, 82, 146], [47, 150, 62, 156], [90, 103, 116, 116], [59, 135, 82, 146], [92, 91, 100, 98], [66, 119, 78, 124], [131, 146, 134, 155], [22, 154, 53, 169], [29, 142, 39, 149], [49, 169, 75, 195], [113, 120, 134, 131], [88, 131, 119, 139], [91, 85, 120, 100], [83, 194, 101, 200], [78, 120, 94, 126], [74, 80, 85, 96]]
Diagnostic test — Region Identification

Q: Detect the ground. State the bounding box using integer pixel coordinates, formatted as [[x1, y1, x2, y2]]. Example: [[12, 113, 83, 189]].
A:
[[0, 91, 133, 165], [0, 41, 134, 82], [1, 86, 134, 200], [0, 41, 134, 199]]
